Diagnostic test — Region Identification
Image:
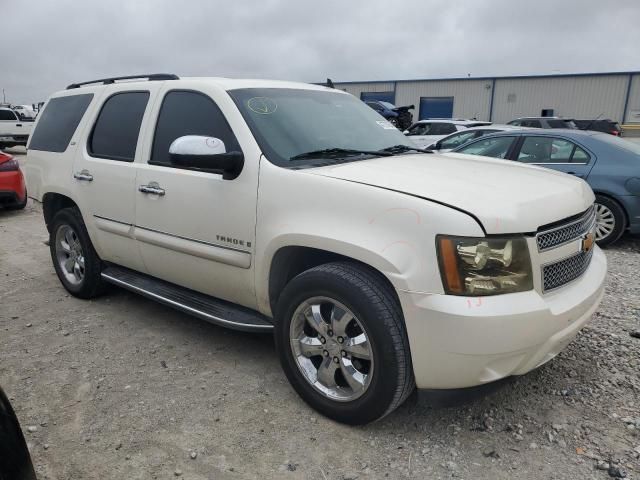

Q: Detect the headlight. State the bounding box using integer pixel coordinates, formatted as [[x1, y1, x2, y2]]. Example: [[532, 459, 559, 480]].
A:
[[436, 235, 533, 296]]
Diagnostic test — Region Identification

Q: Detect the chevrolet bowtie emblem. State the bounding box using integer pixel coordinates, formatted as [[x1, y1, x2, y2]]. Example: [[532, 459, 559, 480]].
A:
[[581, 232, 595, 253]]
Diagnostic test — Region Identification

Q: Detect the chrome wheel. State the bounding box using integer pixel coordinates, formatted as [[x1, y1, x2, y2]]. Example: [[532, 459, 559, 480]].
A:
[[55, 224, 85, 286], [290, 297, 374, 402], [595, 202, 615, 241]]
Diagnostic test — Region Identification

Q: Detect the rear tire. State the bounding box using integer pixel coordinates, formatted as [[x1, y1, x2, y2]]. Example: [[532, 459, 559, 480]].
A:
[[594, 195, 625, 247], [49, 207, 107, 299], [275, 262, 415, 425]]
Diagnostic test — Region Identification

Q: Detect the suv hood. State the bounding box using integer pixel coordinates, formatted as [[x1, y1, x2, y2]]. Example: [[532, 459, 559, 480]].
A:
[[309, 152, 594, 234]]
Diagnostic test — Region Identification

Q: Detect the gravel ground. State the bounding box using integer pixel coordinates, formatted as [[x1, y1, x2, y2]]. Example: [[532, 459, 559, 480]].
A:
[[1, 149, 639, 479]]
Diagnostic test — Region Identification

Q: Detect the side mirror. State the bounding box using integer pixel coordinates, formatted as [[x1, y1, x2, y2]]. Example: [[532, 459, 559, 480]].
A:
[[403, 130, 409, 135], [169, 136, 244, 180], [430, 141, 440, 150]]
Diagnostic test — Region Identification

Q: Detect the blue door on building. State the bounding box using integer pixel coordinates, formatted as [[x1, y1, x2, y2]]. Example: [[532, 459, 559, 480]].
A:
[[419, 96, 454, 120], [360, 91, 395, 104]]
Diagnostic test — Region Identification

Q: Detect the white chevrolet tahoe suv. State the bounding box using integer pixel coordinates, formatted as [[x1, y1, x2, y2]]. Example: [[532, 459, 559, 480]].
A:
[[24, 74, 607, 425]]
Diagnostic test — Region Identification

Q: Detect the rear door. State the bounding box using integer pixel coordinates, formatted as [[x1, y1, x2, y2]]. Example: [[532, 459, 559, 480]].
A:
[[72, 85, 161, 271], [513, 135, 595, 178]]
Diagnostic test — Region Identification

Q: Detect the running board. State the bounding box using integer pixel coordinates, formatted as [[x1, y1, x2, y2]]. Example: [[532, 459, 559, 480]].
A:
[[101, 265, 273, 332]]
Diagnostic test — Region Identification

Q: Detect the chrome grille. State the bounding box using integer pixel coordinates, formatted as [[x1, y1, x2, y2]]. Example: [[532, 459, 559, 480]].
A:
[[542, 248, 593, 292], [536, 206, 595, 252]]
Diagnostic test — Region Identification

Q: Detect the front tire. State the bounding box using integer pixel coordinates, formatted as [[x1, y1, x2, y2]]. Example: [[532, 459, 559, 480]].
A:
[[594, 195, 626, 247], [275, 262, 415, 424], [49, 207, 107, 299]]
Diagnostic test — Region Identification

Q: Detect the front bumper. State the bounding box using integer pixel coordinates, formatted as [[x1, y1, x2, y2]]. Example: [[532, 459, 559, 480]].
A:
[[398, 246, 607, 389]]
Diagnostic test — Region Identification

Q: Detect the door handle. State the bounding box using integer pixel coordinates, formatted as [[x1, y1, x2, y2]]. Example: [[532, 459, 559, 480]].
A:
[[139, 184, 166, 196], [73, 170, 93, 182], [16, 124, 22, 127]]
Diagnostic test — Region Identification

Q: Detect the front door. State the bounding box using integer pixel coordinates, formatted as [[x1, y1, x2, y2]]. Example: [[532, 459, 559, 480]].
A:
[[133, 87, 259, 309], [73, 86, 159, 272]]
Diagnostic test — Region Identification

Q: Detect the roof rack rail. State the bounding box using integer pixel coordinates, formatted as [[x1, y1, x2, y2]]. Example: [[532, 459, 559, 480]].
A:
[[66, 73, 179, 90]]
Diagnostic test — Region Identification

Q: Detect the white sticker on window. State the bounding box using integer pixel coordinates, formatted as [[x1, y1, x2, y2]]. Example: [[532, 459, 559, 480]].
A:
[[376, 120, 396, 130]]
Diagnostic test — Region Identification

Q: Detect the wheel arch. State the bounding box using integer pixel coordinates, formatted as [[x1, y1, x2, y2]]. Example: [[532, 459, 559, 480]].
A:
[[42, 192, 79, 232], [267, 245, 402, 320], [593, 191, 629, 229]]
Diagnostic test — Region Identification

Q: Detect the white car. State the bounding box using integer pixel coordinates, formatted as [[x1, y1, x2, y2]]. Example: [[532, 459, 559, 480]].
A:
[[404, 119, 491, 149], [25, 74, 606, 425], [12, 105, 37, 120], [0, 107, 33, 148], [428, 124, 527, 152]]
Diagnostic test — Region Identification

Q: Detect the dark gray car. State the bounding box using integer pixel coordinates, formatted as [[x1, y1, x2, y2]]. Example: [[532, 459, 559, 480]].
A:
[[508, 117, 578, 129]]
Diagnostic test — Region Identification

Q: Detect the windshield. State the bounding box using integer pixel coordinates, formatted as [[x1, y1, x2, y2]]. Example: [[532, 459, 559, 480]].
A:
[[228, 88, 413, 167], [379, 101, 396, 109]]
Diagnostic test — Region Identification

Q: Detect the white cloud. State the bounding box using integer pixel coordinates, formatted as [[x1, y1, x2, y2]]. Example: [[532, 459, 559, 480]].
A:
[[2, 0, 639, 103]]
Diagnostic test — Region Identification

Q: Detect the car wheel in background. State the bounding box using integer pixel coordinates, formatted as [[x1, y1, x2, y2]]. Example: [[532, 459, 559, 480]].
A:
[[275, 262, 415, 425], [49, 207, 107, 298], [594, 195, 626, 247]]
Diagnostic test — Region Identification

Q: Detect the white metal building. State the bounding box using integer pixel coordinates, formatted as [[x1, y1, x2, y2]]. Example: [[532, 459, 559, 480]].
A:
[[332, 71, 640, 124]]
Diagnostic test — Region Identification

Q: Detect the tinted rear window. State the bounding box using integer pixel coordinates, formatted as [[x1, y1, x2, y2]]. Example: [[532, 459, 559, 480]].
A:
[[547, 119, 576, 129], [89, 91, 149, 161], [28, 94, 93, 152]]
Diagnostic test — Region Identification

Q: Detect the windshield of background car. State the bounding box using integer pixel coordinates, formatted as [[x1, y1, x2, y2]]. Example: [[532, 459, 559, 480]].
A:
[[406, 123, 433, 135], [379, 101, 396, 109], [228, 88, 413, 167]]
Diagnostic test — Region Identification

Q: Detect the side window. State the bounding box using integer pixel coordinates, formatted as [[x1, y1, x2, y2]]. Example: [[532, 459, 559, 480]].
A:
[[0, 110, 18, 121], [572, 145, 590, 163], [522, 120, 542, 128], [431, 123, 457, 135], [508, 120, 521, 126], [517, 137, 584, 164], [439, 130, 478, 149], [89, 92, 149, 161], [151, 91, 241, 167], [457, 136, 515, 159], [29, 94, 94, 152]]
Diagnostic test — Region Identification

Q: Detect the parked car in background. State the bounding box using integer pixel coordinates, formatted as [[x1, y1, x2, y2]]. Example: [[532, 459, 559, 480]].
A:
[[508, 117, 577, 129], [0, 387, 37, 480], [574, 119, 622, 136], [12, 105, 37, 120], [404, 119, 491, 149], [364, 100, 414, 130], [0, 107, 33, 149], [428, 124, 526, 152], [0, 151, 27, 210], [450, 129, 640, 246]]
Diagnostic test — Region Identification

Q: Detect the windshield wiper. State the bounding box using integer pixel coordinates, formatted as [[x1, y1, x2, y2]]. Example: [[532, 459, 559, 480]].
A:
[[380, 144, 433, 154], [290, 147, 393, 161]]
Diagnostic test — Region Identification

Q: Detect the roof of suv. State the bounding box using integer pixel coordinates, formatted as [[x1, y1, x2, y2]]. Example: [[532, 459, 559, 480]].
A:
[[61, 75, 335, 95]]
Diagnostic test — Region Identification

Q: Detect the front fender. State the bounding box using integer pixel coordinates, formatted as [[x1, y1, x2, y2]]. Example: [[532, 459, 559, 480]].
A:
[[254, 160, 484, 315]]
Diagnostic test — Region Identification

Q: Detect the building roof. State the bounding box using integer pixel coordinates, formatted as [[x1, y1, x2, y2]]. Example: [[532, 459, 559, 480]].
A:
[[332, 70, 640, 85]]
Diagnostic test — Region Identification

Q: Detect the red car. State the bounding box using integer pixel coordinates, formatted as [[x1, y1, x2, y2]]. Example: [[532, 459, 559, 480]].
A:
[[0, 151, 27, 210]]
